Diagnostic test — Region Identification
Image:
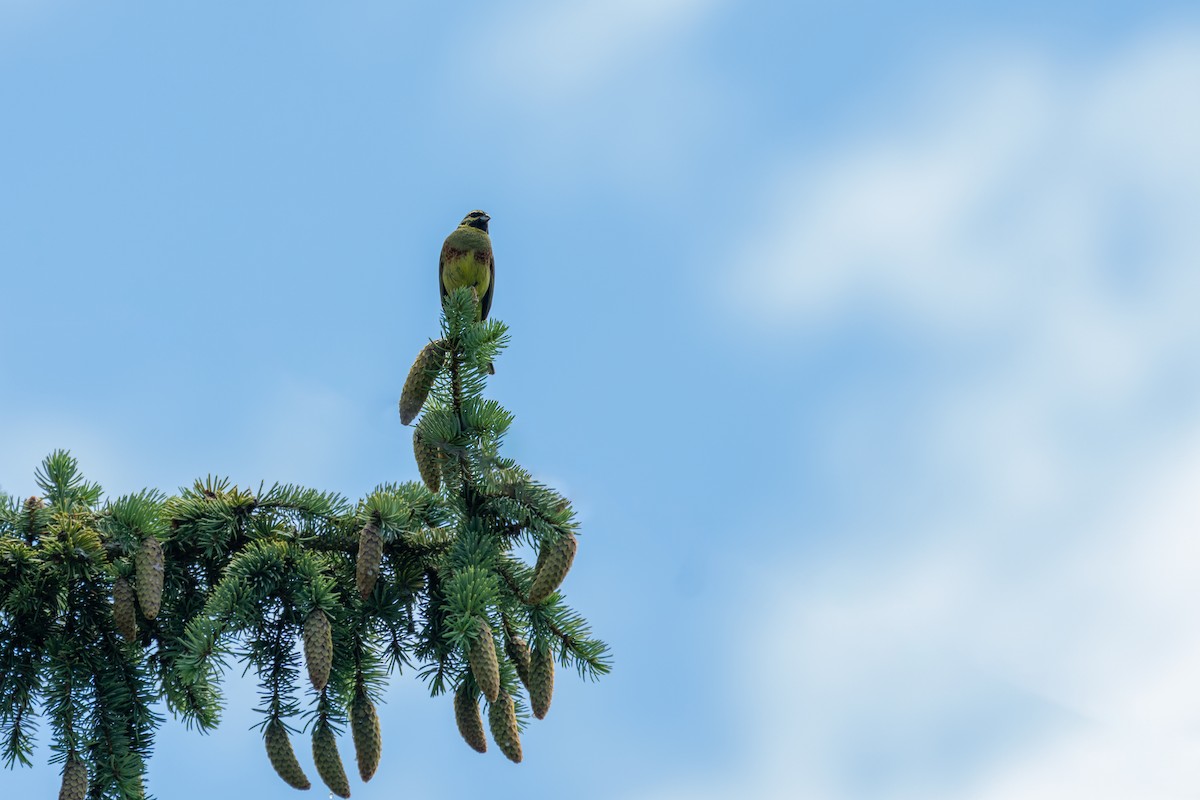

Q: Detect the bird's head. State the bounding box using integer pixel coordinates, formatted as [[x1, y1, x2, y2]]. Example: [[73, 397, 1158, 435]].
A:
[[461, 210, 490, 233]]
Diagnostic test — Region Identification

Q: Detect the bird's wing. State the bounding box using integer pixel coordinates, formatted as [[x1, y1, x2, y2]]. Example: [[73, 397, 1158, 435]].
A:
[[480, 250, 495, 321], [438, 239, 451, 302]]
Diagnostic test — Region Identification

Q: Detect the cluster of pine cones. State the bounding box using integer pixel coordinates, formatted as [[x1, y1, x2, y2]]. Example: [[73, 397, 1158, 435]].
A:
[[61, 535, 164, 799], [452, 619, 560, 763], [110, 534, 164, 641], [259, 608, 380, 798]]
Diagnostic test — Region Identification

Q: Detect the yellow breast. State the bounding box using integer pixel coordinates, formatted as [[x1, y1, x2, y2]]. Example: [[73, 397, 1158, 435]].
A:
[[442, 251, 491, 295]]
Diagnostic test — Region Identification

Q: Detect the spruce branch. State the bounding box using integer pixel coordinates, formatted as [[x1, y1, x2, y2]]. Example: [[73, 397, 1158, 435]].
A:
[[2, 292, 609, 796]]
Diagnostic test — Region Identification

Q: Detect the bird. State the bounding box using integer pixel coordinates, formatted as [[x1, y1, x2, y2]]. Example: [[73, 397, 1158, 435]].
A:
[[439, 210, 494, 321]]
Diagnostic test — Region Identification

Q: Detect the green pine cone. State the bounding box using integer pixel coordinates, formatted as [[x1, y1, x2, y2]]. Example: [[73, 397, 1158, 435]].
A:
[[467, 618, 500, 703], [355, 523, 383, 600], [505, 633, 532, 689], [58, 753, 87, 800], [533, 538, 549, 575], [312, 722, 351, 798], [413, 429, 441, 492], [528, 532, 577, 604], [303, 610, 333, 692], [454, 683, 487, 754], [134, 535, 164, 619], [530, 642, 555, 720], [488, 690, 523, 764], [264, 718, 311, 791], [399, 339, 447, 425], [351, 692, 382, 783], [112, 576, 138, 641]]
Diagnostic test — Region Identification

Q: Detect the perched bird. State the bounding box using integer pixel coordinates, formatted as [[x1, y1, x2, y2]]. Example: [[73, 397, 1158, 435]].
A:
[[439, 210, 494, 321]]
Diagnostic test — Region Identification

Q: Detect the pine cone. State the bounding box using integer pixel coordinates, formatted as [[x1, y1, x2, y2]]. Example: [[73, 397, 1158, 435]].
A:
[[505, 633, 532, 689], [351, 692, 382, 782], [312, 722, 351, 798], [533, 539, 549, 575], [467, 618, 500, 703], [530, 642, 555, 720], [413, 429, 441, 492], [58, 753, 87, 800], [399, 339, 447, 425], [264, 718, 311, 790], [527, 532, 577, 604], [453, 683, 487, 753], [134, 536, 164, 619], [488, 690, 522, 764], [304, 610, 332, 692], [112, 577, 138, 641], [355, 523, 383, 600]]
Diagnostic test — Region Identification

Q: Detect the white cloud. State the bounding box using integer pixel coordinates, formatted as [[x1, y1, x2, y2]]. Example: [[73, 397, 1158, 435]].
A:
[[485, 0, 718, 97], [727, 31, 1200, 338], [634, 425, 1200, 800], [676, 28, 1200, 800], [463, 0, 725, 194]]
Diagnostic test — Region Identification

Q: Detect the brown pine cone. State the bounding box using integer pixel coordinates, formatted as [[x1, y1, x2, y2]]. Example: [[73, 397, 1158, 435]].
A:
[[112, 577, 138, 641], [134, 536, 164, 619], [58, 753, 88, 800], [312, 721, 351, 798], [528, 532, 577, 604], [351, 692, 382, 782], [355, 523, 383, 600], [488, 690, 522, 764], [505, 633, 532, 689], [413, 429, 441, 492], [399, 339, 447, 425], [530, 642, 555, 720], [264, 718, 311, 790], [303, 609, 332, 692], [467, 618, 500, 703], [454, 683, 487, 754]]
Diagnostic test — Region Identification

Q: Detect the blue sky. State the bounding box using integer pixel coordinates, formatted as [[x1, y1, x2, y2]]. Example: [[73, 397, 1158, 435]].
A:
[[3, 2, 1200, 798]]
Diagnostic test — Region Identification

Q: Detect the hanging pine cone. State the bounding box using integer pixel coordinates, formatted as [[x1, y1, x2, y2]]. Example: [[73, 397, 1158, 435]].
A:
[[58, 753, 87, 800], [413, 429, 441, 492], [453, 683, 487, 754], [112, 577, 138, 641], [533, 537, 549, 575], [264, 718, 311, 790], [467, 618, 500, 703], [312, 721, 351, 798], [530, 642, 555, 720], [505, 633, 532, 689], [399, 339, 447, 425], [527, 532, 577, 604], [134, 535, 164, 619], [351, 692, 382, 782], [355, 523, 383, 600], [303, 609, 332, 692], [488, 690, 522, 764]]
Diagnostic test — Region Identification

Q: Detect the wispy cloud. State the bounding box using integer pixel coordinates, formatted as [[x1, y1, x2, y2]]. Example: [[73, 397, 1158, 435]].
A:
[[483, 0, 718, 98], [634, 421, 1200, 799], [725, 30, 1200, 336], [688, 28, 1200, 800], [460, 0, 725, 194]]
